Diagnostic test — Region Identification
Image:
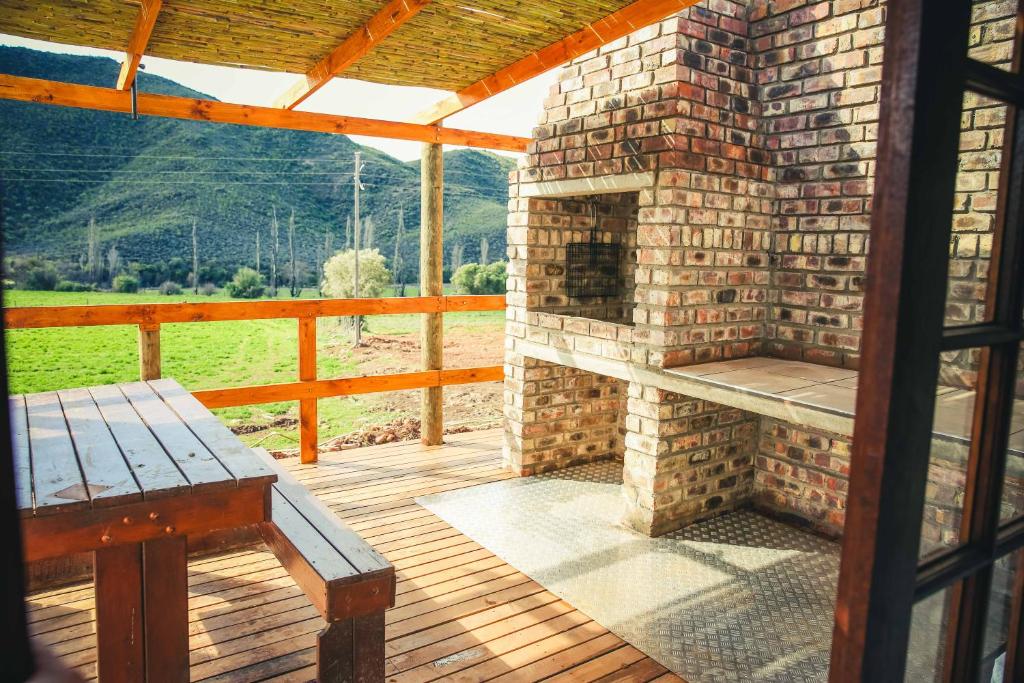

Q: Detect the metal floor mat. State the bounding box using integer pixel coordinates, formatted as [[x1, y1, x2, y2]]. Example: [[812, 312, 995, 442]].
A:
[[418, 460, 839, 682]]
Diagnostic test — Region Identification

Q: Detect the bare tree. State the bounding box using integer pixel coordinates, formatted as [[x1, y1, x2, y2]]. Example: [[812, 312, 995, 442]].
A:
[[86, 217, 100, 283], [255, 230, 261, 273], [321, 226, 333, 297], [192, 218, 199, 294], [393, 206, 405, 297], [344, 215, 352, 250], [105, 244, 121, 286], [450, 243, 465, 275], [363, 215, 375, 250], [288, 208, 298, 297], [270, 206, 280, 297], [479, 237, 489, 265]]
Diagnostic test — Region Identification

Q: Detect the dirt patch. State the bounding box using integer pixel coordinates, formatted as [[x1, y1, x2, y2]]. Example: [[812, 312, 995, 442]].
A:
[[350, 329, 505, 431], [231, 416, 297, 435]]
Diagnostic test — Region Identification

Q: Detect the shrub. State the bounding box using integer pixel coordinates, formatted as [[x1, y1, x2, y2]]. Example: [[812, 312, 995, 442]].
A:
[[452, 261, 506, 295], [321, 249, 391, 299], [159, 280, 182, 295], [24, 265, 60, 291], [55, 280, 95, 292], [112, 274, 140, 293], [2, 279, 13, 290], [225, 267, 265, 299], [199, 282, 217, 296]]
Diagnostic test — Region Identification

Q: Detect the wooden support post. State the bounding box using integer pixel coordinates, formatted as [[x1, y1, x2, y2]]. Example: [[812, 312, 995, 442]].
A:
[[138, 323, 161, 381], [95, 543, 145, 683], [420, 142, 443, 446], [298, 317, 318, 463]]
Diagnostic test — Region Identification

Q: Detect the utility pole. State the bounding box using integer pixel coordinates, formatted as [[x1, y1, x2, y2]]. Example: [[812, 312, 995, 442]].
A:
[[353, 151, 364, 346]]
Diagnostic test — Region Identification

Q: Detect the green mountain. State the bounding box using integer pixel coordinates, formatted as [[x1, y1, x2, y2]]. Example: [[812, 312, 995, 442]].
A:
[[0, 47, 516, 285]]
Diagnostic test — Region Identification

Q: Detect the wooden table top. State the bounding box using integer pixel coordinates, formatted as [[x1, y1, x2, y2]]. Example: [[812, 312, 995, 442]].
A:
[[12, 378, 277, 518]]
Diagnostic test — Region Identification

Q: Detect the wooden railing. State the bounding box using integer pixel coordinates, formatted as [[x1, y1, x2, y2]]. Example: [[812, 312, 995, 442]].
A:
[[4, 295, 506, 463]]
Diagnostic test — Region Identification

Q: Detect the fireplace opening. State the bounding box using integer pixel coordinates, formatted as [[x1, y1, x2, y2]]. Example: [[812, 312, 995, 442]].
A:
[[527, 190, 638, 325]]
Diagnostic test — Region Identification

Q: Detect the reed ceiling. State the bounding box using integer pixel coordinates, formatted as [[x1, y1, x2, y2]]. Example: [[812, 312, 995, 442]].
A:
[[0, 0, 637, 91]]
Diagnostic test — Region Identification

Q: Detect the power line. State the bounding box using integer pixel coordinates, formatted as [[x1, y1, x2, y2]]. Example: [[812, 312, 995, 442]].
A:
[[0, 150, 360, 163]]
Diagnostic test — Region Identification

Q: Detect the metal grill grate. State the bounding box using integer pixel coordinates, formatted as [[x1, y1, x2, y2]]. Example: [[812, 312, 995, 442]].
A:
[[566, 241, 620, 298], [565, 200, 621, 299]]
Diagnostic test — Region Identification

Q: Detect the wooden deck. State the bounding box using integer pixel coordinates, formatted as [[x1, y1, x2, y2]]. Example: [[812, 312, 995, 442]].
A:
[[27, 428, 683, 682]]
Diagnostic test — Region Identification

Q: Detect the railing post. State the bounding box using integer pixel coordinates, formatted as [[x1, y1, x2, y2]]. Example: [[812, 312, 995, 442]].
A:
[[138, 323, 161, 381], [420, 142, 444, 446], [298, 317, 318, 464]]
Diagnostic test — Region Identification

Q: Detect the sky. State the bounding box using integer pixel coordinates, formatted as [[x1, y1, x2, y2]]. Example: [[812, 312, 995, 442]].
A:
[[0, 35, 558, 161]]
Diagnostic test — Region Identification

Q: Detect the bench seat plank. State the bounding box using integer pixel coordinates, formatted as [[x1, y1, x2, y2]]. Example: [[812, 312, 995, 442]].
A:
[[252, 449, 394, 623]]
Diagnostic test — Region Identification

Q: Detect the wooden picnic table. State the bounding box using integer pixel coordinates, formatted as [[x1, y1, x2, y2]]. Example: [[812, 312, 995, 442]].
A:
[[13, 378, 277, 683]]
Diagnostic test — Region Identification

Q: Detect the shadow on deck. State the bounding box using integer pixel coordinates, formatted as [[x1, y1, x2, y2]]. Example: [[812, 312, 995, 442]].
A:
[[26, 428, 681, 682]]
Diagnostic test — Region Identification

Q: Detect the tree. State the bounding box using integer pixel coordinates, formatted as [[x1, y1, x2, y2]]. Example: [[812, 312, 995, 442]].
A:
[[85, 217, 100, 283], [480, 237, 490, 265], [344, 215, 352, 250], [255, 229, 261, 274], [270, 206, 280, 297], [288, 208, 298, 297], [452, 261, 506, 295], [225, 267, 266, 298], [363, 215, 375, 250], [192, 218, 199, 294], [450, 243, 465, 276], [393, 206, 406, 297], [320, 226, 334, 298], [106, 244, 121, 285], [322, 249, 391, 299]]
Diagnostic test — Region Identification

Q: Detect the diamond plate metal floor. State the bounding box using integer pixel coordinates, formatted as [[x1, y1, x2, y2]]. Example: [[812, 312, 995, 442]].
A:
[[418, 460, 839, 682]]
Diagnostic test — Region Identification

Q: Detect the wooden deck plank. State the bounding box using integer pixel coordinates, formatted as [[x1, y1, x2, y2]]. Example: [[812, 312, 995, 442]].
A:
[[58, 388, 142, 509], [26, 429, 678, 682], [149, 379, 276, 486], [10, 396, 32, 510], [89, 384, 191, 498], [119, 382, 233, 491], [25, 391, 90, 516]]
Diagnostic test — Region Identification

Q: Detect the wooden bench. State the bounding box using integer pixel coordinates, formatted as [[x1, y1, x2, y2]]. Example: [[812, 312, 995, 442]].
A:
[[252, 448, 395, 682]]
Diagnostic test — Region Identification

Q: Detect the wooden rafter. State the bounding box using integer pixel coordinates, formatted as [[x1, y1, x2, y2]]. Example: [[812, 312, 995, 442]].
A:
[[116, 0, 162, 90], [274, 0, 430, 110], [410, 0, 701, 125], [0, 74, 529, 151]]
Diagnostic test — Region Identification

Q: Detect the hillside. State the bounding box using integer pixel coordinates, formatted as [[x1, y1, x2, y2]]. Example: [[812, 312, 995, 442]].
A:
[[0, 47, 517, 284]]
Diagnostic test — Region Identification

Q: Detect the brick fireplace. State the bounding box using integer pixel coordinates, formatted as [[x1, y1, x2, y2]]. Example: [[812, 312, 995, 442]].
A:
[[504, 0, 1019, 538]]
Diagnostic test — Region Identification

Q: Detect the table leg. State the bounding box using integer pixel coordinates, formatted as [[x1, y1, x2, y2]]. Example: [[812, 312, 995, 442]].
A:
[[95, 543, 145, 683], [143, 536, 189, 682]]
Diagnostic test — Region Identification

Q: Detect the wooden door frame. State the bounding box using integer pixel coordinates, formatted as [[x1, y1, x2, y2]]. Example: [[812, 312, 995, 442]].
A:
[[830, 0, 1024, 680]]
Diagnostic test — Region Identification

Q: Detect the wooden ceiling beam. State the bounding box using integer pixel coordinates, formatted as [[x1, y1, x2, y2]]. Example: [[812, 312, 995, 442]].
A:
[[0, 74, 529, 152], [274, 0, 430, 110], [116, 0, 163, 90], [409, 0, 702, 125]]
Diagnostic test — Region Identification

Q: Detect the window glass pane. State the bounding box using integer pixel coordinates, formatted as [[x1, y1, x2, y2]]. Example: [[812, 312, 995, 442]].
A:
[[968, 0, 1019, 73], [978, 551, 1021, 682], [947, 92, 1006, 327], [906, 585, 956, 681], [1001, 340, 1024, 523], [921, 353, 981, 558]]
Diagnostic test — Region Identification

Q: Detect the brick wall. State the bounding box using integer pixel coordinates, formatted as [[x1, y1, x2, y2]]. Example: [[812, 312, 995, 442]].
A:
[[503, 355, 625, 476], [504, 0, 1023, 538], [623, 384, 757, 535]]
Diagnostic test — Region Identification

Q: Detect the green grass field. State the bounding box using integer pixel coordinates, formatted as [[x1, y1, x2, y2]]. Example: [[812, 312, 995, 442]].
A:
[[4, 289, 504, 448]]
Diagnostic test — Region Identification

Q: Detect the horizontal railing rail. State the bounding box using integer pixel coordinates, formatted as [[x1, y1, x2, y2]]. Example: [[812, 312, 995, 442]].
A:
[[4, 295, 506, 462]]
